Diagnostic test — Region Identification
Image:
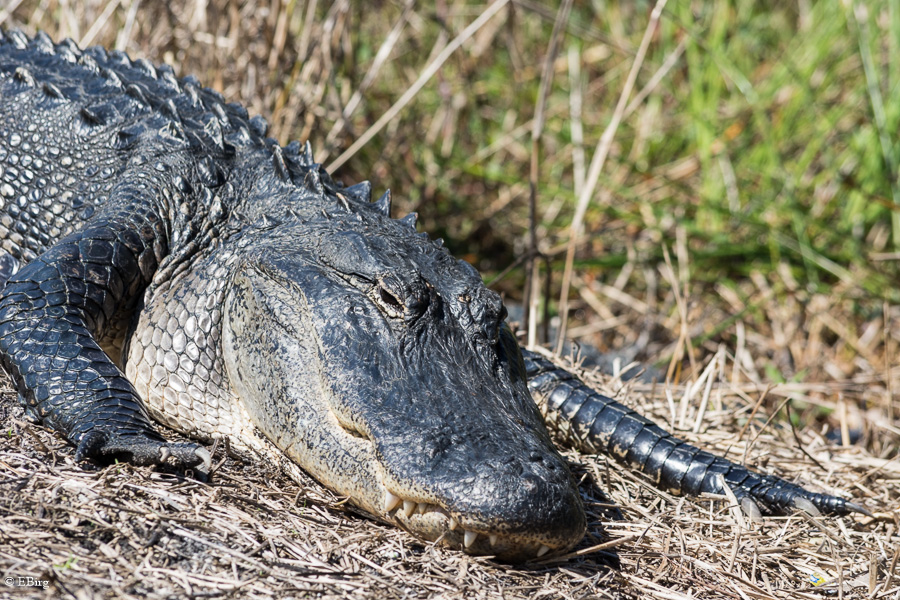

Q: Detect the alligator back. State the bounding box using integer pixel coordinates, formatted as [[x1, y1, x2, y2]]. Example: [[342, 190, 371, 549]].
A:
[[0, 30, 255, 260], [0, 30, 265, 439], [0, 28, 343, 451], [0, 28, 331, 440]]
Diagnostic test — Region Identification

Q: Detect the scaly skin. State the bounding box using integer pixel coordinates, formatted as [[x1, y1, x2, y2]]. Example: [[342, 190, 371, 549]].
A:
[[524, 352, 866, 518], [0, 30, 864, 563]]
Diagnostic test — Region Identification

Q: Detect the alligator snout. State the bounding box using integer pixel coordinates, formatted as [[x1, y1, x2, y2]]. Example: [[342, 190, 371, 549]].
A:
[[374, 425, 586, 561]]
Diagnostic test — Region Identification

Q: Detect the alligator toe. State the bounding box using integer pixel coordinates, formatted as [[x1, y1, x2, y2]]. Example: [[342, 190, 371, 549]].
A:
[[74, 428, 210, 475]]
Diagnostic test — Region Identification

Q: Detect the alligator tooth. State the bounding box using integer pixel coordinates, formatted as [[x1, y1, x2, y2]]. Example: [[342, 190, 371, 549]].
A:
[[463, 530, 478, 548], [536, 545, 550, 557], [489, 534, 498, 547], [416, 502, 428, 515], [402, 500, 416, 518], [448, 517, 459, 531], [384, 490, 402, 512]]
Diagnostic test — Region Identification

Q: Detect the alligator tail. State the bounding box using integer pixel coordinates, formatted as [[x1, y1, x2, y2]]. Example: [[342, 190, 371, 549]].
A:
[[523, 350, 868, 518]]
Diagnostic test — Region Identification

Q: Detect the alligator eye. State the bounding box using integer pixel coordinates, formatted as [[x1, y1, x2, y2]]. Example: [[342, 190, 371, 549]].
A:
[[380, 287, 402, 308], [373, 285, 405, 317]]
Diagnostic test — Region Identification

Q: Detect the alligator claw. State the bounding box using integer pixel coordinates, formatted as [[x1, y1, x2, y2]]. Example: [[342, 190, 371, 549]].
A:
[[74, 429, 113, 462], [191, 447, 213, 479], [74, 429, 210, 477], [843, 501, 873, 517], [721, 471, 865, 519], [791, 496, 821, 517], [740, 497, 763, 522]]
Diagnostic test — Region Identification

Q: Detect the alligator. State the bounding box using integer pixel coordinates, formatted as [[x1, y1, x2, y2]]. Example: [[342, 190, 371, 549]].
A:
[[0, 30, 865, 562]]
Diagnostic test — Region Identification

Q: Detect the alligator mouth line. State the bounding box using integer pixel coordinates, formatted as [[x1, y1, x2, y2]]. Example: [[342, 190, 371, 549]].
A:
[[327, 400, 576, 562], [332, 415, 566, 559], [379, 486, 553, 559]]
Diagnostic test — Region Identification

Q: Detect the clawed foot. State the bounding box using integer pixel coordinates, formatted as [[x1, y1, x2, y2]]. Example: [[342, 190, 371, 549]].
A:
[[74, 429, 212, 478], [718, 473, 871, 521]]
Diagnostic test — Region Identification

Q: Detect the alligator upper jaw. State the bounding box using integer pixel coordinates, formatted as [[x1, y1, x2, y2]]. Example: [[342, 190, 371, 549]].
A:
[[361, 435, 588, 562], [267, 413, 587, 562], [341, 417, 587, 561]]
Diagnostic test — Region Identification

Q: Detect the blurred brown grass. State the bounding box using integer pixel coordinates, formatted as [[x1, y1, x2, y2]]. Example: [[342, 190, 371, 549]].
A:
[[7, 1, 900, 395]]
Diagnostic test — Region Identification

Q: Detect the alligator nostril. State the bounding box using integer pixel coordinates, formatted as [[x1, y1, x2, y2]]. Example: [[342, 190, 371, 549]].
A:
[[521, 474, 539, 492], [529, 452, 543, 463]]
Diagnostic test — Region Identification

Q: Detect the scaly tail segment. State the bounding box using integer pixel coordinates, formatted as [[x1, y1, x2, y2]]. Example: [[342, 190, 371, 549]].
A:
[[523, 351, 868, 518]]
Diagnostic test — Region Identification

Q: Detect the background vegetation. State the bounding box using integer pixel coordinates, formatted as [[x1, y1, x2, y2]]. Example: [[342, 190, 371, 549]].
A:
[[4, 0, 896, 456], [9, 1, 900, 379]]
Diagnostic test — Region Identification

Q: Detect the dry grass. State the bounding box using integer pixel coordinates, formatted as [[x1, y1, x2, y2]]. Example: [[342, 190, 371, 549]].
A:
[[1, 1, 899, 599], [2, 359, 896, 599]]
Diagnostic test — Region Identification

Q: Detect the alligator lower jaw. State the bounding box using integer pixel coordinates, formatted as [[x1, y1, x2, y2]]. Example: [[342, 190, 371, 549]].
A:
[[379, 489, 574, 562]]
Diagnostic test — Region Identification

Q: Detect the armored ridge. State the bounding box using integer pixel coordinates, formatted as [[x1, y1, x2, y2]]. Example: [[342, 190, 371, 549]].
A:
[[0, 29, 865, 563]]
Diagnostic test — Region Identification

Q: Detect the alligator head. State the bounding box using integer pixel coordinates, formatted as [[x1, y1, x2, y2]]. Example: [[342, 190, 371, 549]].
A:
[[221, 191, 586, 562]]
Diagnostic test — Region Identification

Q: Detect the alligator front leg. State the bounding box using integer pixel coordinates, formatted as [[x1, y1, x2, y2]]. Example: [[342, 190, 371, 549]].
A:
[[523, 350, 867, 518], [0, 182, 209, 471]]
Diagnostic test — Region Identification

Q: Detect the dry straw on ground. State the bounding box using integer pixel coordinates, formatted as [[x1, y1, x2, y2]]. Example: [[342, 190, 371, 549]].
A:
[[2, 359, 896, 599], [1, 2, 898, 599]]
